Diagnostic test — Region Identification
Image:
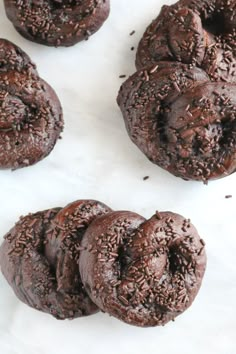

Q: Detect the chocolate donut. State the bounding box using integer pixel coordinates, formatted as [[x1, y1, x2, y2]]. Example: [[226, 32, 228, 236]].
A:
[[4, 0, 110, 47], [136, 0, 236, 82], [0, 39, 63, 169], [119, 1, 236, 181], [0, 200, 111, 319], [79, 210, 206, 327], [118, 62, 236, 181]]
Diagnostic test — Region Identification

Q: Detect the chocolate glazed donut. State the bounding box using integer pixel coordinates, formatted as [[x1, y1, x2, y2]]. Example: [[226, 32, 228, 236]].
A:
[[0, 200, 111, 319], [118, 0, 236, 181], [4, 0, 110, 47], [118, 59, 236, 181], [136, 0, 236, 82], [0, 39, 63, 169], [79, 210, 206, 327]]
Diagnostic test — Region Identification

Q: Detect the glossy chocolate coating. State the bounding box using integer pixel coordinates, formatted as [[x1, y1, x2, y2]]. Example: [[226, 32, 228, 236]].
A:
[[4, 0, 110, 47], [0, 200, 111, 319], [79, 210, 206, 327], [136, 0, 236, 83], [0, 39, 63, 169]]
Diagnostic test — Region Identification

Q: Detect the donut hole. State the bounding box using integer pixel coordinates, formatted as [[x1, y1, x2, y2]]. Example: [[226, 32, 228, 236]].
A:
[[202, 13, 226, 36], [191, 121, 235, 156], [190, 124, 223, 155], [118, 246, 132, 269], [168, 248, 181, 274], [153, 110, 168, 144], [51, 0, 78, 8], [219, 119, 236, 146]]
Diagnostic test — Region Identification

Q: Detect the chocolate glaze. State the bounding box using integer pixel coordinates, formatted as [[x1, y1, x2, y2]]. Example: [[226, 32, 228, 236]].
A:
[[118, 0, 236, 181], [118, 62, 236, 181], [0, 201, 207, 326], [136, 0, 236, 82], [79, 210, 206, 327], [4, 0, 110, 47], [119, 43, 236, 181], [0, 39, 63, 169], [45, 200, 112, 298], [0, 200, 111, 319]]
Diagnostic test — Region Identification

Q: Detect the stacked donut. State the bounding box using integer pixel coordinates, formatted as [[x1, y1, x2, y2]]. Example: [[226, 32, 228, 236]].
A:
[[117, 0, 236, 182], [0, 200, 206, 327]]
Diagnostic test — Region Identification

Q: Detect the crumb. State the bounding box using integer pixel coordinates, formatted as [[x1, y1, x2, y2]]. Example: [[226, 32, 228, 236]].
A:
[[131, 46, 135, 51], [143, 176, 149, 181], [119, 75, 126, 78], [225, 195, 232, 199], [130, 30, 135, 36]]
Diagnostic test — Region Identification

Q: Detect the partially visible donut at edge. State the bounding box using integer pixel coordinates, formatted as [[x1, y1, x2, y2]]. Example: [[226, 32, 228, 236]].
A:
[[136, 0, 236, 82], [4, 0, 110, 47], [0, 39, 63, 169], [117, 62, 236, 182]]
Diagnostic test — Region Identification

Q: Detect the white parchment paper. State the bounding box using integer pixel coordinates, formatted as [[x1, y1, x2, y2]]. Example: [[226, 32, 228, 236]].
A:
[[0, 1, 235, 353]]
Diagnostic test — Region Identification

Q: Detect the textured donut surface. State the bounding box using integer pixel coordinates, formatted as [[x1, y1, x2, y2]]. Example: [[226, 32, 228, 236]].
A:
[[0, 39, 63, 169], [79, 210, 206, 327], [4, 0, 110, 47], [118, 0, 236, 182], [0, 200, 111, 319], [118, 61, 236, 181], [136, 0, 236, 82], [0, 200, 206, 326]]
